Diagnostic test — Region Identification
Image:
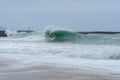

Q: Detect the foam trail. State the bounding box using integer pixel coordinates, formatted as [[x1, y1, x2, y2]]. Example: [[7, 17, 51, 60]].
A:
[[2, 30, 44, 41]]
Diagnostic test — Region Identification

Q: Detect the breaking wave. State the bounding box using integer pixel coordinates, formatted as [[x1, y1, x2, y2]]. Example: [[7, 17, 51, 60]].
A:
[[4, 27, 120, 44], [44, 27, 80, 41], [1, 27, 120, 60], [43, 27, 120, 45]]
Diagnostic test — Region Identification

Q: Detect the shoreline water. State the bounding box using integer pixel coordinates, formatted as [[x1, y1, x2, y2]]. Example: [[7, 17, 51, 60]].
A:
[[0, 57, 120, 80]]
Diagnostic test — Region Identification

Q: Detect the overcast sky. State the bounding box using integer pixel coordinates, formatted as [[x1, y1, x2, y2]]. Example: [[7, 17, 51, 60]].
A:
[[0, 0, 120, 31]]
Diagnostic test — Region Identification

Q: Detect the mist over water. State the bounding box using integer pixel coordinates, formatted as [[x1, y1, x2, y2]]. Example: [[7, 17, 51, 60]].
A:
[[0, 27, 120, 74]]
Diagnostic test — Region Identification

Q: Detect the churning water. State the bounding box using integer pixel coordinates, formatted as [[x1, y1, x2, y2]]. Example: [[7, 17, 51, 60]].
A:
[[0, 27, 120, 74]]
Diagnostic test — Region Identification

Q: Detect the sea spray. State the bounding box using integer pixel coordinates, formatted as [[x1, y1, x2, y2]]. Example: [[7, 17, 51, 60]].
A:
[[5, 29, 18, 37]]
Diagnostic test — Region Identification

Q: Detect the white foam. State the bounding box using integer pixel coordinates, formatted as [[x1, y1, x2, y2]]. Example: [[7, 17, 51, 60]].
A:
[[0, 28, 120, 74], [5, 29, 18, 37], [0, 53, 120, 74], [0, 40, 120, 74]]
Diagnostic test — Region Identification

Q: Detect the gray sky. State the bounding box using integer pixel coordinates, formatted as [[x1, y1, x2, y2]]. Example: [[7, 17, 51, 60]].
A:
[[0, 0, 120, 31]]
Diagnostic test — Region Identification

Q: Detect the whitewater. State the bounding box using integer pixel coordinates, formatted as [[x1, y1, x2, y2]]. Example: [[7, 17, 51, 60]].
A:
[[0, 27, 120, 80]]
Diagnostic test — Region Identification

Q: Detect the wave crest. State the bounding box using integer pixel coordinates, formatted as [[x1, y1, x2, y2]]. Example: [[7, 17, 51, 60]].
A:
[[44, 27, 80, 41]]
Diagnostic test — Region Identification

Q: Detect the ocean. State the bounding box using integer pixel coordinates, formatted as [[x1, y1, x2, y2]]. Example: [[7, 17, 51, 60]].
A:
[[0, 27, 120, 80]]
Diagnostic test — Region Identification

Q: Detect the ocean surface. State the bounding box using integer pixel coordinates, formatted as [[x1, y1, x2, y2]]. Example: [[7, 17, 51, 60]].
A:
[[0, 27, 120, 74]]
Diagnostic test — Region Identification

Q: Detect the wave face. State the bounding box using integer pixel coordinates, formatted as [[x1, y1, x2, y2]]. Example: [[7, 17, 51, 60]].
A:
[[44, 27, 80, 41]]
